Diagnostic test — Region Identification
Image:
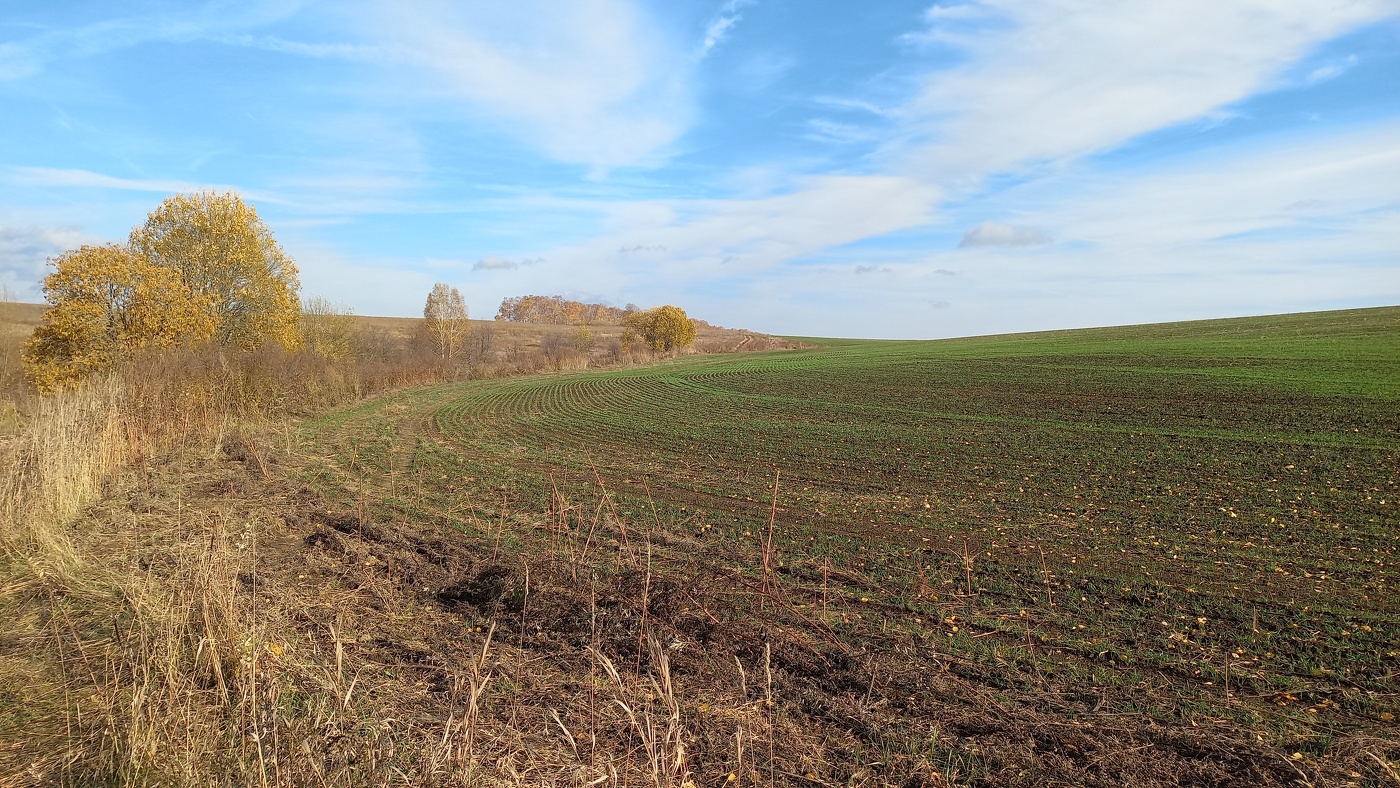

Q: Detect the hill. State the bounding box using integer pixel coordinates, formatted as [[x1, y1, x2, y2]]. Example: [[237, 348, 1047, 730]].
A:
[[2, 306, 1397, 786]]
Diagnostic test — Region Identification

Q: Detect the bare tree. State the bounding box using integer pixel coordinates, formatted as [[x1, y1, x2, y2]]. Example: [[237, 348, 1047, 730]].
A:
[[424, 283, 469, 361], [300, 295, 356, 359], [466, 320, 494, 366], [539, 330, 572, 367]]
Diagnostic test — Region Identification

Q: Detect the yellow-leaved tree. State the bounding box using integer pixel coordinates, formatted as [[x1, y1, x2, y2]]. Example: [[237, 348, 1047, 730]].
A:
[[129, 192, 302, 350], [23, 192, 302, 393], [623, 305, 697, 353]]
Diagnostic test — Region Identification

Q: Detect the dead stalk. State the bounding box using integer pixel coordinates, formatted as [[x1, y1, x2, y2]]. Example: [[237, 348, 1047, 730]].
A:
[[821, 557, 830, 618], [762, 470, 780, 598], [764, 641, 776, 786], [1038, 545, 1055, 607]]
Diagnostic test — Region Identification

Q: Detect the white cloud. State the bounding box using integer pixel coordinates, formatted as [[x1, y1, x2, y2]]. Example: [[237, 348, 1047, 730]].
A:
[[702, 15, 741, 55], [1033, 123, 1400, 251], [0, 2, 308, 81], [897, 0, 1398, 180], [473, 256, 544, 271], [1305, 54, 1359, 84], [810, 96, 892, 117], [603, 175, 940, 274], [804, 118, 883, 145], [214, 34, 390, 62], [672, 121, 1400, 339], [472, 174, 941, 313], [0, 225, 96, 299], [7, 167, 280, 202], [924, 3, 989, 20], [373, 0, 694, 169], [474, 257, 516, 271], [958, 220, 1051, 247], [904, 123, 1400, 336], [701, 0, 757, 55]]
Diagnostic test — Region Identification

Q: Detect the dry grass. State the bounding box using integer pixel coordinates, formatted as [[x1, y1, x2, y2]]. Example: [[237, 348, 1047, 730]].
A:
[[0, 425, 744, 785], [0, 304, 801, 787], [0, 302, 43, 433], [6, 395, 1397, 785], [12, 303, 1386, 785]]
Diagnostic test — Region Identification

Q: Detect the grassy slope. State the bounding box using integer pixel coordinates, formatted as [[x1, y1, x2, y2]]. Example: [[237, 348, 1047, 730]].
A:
[[293, 306, 1399, 784]]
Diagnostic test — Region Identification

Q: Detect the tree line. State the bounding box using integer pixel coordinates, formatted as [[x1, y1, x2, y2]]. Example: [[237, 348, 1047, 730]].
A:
[[494, 294, 699, 353], [494, 295, 636, 325], [22, 191, 701, 394]]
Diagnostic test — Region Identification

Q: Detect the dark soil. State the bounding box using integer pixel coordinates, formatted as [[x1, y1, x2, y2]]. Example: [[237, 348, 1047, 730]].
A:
[[96, 433, 1394, 786]]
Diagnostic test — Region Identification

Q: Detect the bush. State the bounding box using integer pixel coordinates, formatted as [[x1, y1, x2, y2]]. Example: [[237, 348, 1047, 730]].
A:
[[622, 305, 697, 353], [24, 192, 301, 393]]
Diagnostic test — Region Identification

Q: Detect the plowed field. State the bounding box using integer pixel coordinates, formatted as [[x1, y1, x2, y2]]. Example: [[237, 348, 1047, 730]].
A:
[[299, 306, 1400, 784]]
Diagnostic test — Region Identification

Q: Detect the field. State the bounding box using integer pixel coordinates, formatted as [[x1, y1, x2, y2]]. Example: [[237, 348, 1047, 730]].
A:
[[0, 302, 43, 428], [292, 306, 1400, 784]]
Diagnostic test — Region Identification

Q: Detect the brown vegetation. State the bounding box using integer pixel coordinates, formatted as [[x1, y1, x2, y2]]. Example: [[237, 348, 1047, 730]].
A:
[[23, 193, 302, 393], [0, 299, 803, 786], [495, 294, 635, 325], [3, 299, 1394, 786], [6, 375, 1394, 785]]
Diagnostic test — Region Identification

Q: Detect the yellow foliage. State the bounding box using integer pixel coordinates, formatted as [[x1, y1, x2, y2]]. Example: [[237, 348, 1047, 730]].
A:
[[623, 305, 697, 353], [22, 244, 207, 393], [24, 192, 303, 393], [130, 192, 302, 351]]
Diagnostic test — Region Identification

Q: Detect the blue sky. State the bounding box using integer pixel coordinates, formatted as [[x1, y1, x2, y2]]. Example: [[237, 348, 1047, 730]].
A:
[[2, 0, 1397, 338]]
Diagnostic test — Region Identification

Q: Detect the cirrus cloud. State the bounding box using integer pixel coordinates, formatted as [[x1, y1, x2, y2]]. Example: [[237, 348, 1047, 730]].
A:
[[374, 0, 694, 170], [898, 0, 1398, 180]]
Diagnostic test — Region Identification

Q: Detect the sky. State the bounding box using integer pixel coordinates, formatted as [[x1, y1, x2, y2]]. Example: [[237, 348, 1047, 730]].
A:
[[1, 0, 1398, 339]]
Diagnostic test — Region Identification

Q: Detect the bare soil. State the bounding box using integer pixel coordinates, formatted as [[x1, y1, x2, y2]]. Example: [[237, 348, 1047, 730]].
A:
[[58, 427, 1396, 786]]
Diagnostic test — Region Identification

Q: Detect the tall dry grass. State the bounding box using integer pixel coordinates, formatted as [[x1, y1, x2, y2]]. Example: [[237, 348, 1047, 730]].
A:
[[0, 328, 799, 786], [0, 341, 461, 785]]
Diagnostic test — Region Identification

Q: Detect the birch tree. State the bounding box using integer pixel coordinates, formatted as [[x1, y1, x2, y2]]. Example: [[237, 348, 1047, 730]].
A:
[[424, 283, 469, 360]]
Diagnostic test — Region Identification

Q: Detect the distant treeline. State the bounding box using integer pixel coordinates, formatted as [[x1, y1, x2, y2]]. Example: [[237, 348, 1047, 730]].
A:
[[495, 295, 715, 327]]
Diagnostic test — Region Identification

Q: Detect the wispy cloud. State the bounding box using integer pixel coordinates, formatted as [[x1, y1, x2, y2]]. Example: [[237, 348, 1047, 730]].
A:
[[895, 0, 1397, 180], [214, 34, 391, 62], [1306, 54, 1359, 84], [1032, 122, 1400, 251], [0, 2, 308, 81], [473, 255, 544, 271], [804, 118, 883, 145], [810, 96, 892, 117], [702, 0, 755, 55], [500, 174, 942, 311], [6, 167, 280, 202], [702, 15, 741, 55], [609, 175, 940, 274], [1, 1, 1393, 338], [371, 0, 695, 169], [958, 220, 1050, 247]]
